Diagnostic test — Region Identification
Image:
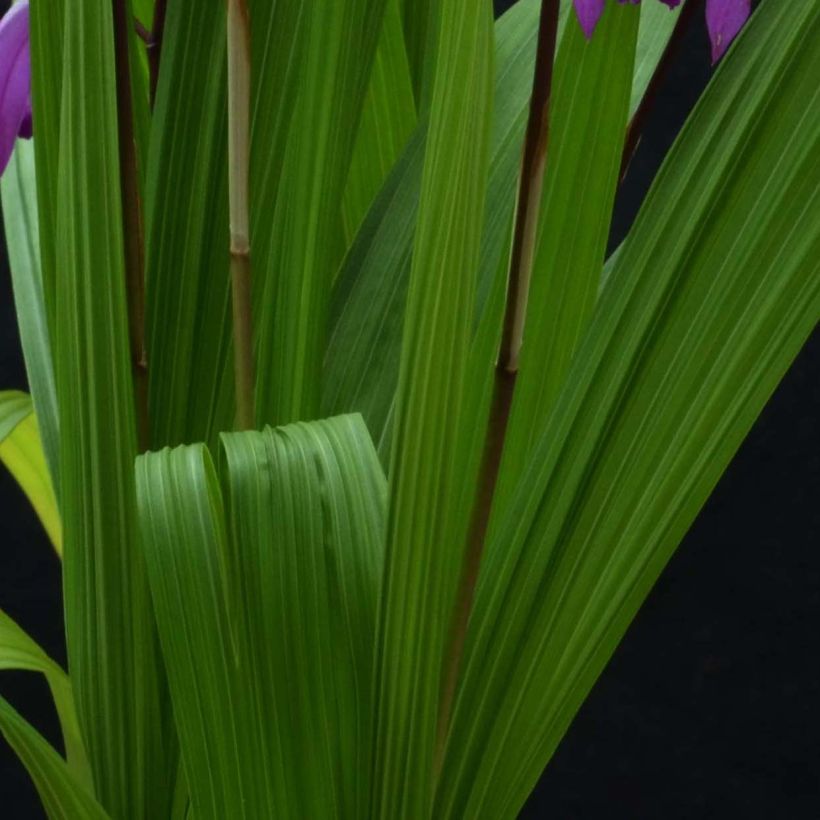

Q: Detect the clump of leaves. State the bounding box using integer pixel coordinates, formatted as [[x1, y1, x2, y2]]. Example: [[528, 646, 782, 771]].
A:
[[0, 0, 817, 817]]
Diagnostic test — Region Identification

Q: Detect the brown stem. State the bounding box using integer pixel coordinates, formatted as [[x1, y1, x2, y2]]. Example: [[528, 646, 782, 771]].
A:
[[227, 0, 255, 430], [113, 0, 150, 452], [620, 0, 702, 181], [435, 0, 561, 772]]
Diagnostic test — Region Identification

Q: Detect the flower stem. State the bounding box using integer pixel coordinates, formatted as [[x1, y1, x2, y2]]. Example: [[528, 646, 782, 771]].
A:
[[112, 0, 150, 451], [436, 0, 561, 771], [620, 0, 701, 180], [227, 0, 255, 431]]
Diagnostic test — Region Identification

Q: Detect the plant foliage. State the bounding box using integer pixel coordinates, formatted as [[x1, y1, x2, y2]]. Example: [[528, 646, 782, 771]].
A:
[[0, 0, 817, 817]]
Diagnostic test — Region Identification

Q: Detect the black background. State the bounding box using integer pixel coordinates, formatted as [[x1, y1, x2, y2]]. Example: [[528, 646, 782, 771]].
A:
[[1, 0, 817, 816]]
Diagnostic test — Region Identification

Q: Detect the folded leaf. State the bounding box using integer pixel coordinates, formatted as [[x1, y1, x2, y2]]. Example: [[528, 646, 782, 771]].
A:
[[137, 415, 386, 819]]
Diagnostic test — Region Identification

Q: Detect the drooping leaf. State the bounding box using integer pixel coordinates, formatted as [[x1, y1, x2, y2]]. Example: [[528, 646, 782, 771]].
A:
[[370, 0, 495, 815], [136, 415, 385, 819], [0, 141, 59, 493], [0, 391, 61, 552], [53, 1, 175, 815], [0, 696, 108, 820], [438, 4, 820, 816], [0, 608, 89, 784]]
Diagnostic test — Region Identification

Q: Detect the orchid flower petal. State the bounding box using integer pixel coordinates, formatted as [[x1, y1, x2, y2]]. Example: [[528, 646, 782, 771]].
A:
[[0, 1, 32, 175], [573, 0, 607, 39], [706, 0, 751, 63]]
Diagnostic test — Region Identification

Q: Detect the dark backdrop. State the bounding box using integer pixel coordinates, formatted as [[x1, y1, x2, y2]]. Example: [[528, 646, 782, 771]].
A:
[[1, 0, 817, 817]]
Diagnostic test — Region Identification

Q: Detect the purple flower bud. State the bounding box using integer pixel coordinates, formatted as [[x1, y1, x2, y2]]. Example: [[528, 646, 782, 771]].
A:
[[573, 0, 749, 65], [0, 1, 32, 175], [706, 0, 751, 63]]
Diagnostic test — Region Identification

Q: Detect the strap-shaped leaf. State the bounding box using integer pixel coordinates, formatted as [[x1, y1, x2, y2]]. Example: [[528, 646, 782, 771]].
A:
[[0, 696, 107, 820], [0, 391, 61, 552], [0, 609, 89, 785], [438, 4, 820, 816], [342, 0, 417, 244], [1, 141, 59, 493], [53, 1, 175, 815], [252, 0, 390, 426], [137, 415, 385, 819], [28, 0, 64, 339], [370, 0, 494, 815], [145, 0, 233, 448]]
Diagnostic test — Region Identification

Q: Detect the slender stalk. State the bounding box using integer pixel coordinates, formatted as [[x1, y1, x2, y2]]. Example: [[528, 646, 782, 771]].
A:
[[147, 0, 168, 107], [436, 0, 561, 769], [227, 0, 255, 431], [133, 0, 167, 107], [620, 0, 701, 180], [112, 0, 150, 452]]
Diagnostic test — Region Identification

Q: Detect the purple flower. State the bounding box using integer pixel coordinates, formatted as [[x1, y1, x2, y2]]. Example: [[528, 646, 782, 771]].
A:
[[706, 0, 751, 62], [573, 0, 751, 64], [0, 1, 32, 176]]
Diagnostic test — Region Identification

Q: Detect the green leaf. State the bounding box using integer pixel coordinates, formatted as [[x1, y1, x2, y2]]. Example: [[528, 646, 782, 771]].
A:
[[438, 4, 820, 816], [0, 141, 60, 494], [29, 0, 65, 341], [398, 0, 435, 105], [324, 0, 678, 456], [493, 1, 640, 511], [136, 415, 385, 819], [370, 0, 494, 815], [324, 0, 554, 454], [0, 608, 90, 785], [144, 0, 233, 448], [0, 696, 108, 820], [252, 0, 391, 425], [342, 0, 417, 244], [0, 392, 61, 553], [53, 1, 175, 815]]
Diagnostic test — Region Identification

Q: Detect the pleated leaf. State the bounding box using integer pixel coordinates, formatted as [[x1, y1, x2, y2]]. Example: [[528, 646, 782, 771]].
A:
[[0, 141, 59, 493], [0, 392, 61, 552], [437, 4, 820, 816], [370, 0, 494, 815], [137, 414, 385, 819], [52, 1, 175, 815]]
